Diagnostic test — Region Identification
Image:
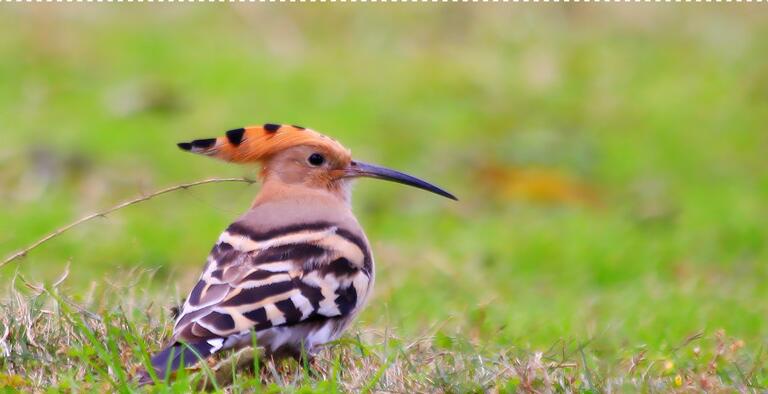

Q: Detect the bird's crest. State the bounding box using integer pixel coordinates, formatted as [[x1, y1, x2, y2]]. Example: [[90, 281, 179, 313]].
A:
[[177, 124, 351, 164]]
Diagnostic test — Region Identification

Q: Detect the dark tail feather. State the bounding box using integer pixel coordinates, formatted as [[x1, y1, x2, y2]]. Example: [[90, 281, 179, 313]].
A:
[[137, 341, 214, 386]]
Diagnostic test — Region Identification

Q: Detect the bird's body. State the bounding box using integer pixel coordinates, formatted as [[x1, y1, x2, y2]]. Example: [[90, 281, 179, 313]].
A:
[[160, 186, 374, 368], [139, 124, 453, 384]]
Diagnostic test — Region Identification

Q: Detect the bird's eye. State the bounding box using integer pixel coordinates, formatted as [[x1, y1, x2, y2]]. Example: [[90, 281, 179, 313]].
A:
[[308, 153, 325, 166]]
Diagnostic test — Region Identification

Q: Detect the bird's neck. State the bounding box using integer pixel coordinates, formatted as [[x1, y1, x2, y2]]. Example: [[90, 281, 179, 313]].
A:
[[252, 178, 352, 209]]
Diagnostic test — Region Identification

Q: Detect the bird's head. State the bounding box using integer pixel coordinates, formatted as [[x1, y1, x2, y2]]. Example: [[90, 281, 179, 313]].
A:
[[178, 124, 457, 202]]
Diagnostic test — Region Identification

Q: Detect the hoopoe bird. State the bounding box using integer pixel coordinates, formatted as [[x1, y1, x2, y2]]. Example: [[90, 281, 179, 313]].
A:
[[139, 124, 455, 384]]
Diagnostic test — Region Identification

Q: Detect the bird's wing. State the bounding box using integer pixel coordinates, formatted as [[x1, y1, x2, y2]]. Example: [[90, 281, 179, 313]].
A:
[[172, 221, 373, 348]]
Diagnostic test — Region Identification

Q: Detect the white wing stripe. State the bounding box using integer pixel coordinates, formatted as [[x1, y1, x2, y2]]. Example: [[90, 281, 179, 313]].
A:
[[239, 273, 292, 289], [264, 303, 287, 326], [290, 292, 314, 320], [218, 228, 336, 253]]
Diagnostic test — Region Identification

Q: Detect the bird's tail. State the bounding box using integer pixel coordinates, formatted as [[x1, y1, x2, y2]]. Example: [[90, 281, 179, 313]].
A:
[[136, 341, 215, 386]]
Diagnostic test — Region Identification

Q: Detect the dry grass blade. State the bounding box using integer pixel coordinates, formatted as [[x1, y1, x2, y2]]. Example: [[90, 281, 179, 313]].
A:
[[1, 177, 256, 267]]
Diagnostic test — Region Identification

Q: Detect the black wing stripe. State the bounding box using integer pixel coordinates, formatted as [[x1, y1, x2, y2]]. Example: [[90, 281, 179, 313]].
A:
[[175, 307, 211, 329], [188, 281, 206, 305], [188, 281, 230, 308], [335, 228, 373, 273], [241, 269, 284, 282], [253, 244, 327, 265], [226, 221, 334, 242], [243, 307, 272, 330], [207, 241, 240, 269], [202, 311, 236, 331], [334, 284, 358, 316], [320, 258, 359, 276], [274, 298, 303, 323], [219, 281, 295, 307], [297, 278, 324, 310], [195, 283, 230, 307]]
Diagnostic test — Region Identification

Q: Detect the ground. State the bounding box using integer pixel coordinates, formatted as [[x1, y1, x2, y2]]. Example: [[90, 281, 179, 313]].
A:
[[0, 5, 767, 393]]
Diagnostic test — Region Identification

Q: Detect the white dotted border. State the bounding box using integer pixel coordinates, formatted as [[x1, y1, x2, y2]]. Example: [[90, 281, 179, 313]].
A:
[[2, 0, 766, 2]]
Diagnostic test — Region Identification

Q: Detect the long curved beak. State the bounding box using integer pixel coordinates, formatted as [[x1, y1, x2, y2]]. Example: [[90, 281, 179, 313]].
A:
[[344, 160, 458, 201]]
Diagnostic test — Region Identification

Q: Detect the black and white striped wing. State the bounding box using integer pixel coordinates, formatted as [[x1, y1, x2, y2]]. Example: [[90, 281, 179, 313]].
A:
[[172, 221, 373, 351]]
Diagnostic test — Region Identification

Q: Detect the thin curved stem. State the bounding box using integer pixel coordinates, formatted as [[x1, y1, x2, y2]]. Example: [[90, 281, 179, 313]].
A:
[[1, 177, 256, 267]]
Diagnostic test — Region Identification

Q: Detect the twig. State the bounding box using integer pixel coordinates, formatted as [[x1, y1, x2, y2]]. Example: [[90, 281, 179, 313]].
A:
[[2, 177, 256, 267]]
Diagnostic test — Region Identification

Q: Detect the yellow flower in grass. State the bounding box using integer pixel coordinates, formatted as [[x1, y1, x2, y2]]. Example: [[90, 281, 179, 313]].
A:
[[0, 374, 28, 389], [674, 374, 683, 387]]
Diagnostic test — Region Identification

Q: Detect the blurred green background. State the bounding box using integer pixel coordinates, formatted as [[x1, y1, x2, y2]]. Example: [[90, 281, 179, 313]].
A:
[[1, 5, 766, 358]]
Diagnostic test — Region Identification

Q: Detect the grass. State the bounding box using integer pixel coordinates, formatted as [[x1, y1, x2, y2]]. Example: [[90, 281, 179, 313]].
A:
[[1, 270, 761, 392], [1, 5, 768, 392]]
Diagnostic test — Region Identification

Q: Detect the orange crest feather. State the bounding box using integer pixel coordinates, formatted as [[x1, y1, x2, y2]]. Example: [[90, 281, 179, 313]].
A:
[[178, 124, 351, 164]]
